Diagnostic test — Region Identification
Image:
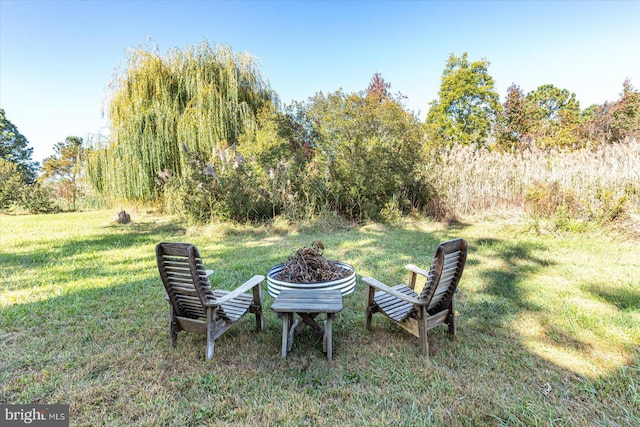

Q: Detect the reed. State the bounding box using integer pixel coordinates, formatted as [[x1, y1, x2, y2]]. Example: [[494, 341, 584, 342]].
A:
[[425, 140, 640, 220]]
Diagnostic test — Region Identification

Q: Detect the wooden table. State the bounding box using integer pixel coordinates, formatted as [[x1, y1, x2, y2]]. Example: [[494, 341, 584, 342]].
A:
[[271, 289, 343, 361]]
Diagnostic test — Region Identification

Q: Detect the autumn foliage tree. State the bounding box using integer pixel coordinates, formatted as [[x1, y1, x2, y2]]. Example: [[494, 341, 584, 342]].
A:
[[495, 84, 536, 150], [366, 72, 392, 103], [580, 79, 640, 145], [496, 84, 582, 150]]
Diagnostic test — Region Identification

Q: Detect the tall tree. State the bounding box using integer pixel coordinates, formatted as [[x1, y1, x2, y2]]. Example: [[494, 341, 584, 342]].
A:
[[0, 109, 39, 183], [527, 84, 580, 123], [579, 79, 640, 145], [41, 136, 84, 210], [87, 41, 274, 201], [495, 84, 536, 150], [525, 84, 580, 148], [426, 53, 501, 148]]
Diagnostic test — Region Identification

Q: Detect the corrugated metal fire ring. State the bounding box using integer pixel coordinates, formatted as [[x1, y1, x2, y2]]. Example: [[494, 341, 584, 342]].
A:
[[267, 262, 356, 298]]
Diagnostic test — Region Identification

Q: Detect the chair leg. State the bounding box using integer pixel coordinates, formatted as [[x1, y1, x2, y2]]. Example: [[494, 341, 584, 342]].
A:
[[169, 306, 179, 348], [254, 305, 264, 332], [447, 300, 456, 336], [365, 286, 376, 331], [252, 285, 264, 331], [206, 307, 217, 360], [418, 308, 429, 357]]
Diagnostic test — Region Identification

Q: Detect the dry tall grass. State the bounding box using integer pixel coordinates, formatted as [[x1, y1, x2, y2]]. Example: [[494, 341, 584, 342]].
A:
[[425, 139, 640, 220]]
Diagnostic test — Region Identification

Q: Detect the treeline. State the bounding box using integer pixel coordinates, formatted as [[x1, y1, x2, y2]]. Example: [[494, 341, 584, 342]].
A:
[[1, 108, 86, 214], [425, 53, 640, 150], [0, 109, 53, 213], [2, 43, 639, 223]]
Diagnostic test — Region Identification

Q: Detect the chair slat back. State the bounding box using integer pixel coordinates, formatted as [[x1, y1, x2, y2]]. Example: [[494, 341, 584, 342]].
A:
[[156, 242, 215, 319], [418, 238, 468, 314], [418, 249, 444, 300]]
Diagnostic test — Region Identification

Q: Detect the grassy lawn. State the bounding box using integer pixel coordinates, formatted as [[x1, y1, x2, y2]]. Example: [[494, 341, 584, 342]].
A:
[[1, 210, 638, 426]]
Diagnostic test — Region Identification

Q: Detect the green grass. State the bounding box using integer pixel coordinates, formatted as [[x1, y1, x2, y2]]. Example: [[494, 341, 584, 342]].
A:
[[1, 210, 638, 426]]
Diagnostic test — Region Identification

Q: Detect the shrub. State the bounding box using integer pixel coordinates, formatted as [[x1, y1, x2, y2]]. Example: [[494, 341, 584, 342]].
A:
[[553, 205, 590, 233], [0, 159, 24, 211], [592, 188, 628, 223], [162, 145, 273, 223], [0, 160, 54, 214], [379, 196, 403, 225], [18, 183, 55, 214], [524, 181, 580, 218], [298, 88, 428, 220]]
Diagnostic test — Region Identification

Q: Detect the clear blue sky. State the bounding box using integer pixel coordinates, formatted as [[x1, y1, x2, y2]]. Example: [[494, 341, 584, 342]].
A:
[[1, 0, 639, 163]]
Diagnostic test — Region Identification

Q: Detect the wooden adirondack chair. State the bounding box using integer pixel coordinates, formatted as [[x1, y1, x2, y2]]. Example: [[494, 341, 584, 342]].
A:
[[156, 242, 264, 360], [362, 238, 468, 357]]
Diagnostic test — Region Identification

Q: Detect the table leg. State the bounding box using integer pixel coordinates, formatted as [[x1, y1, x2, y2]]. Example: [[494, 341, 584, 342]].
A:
[[287, 318, 298, 352], [281, 312, 290, 359], [323, 321, 327, 353], [325, 313, 334, 361], [297, 313, 323, 336]]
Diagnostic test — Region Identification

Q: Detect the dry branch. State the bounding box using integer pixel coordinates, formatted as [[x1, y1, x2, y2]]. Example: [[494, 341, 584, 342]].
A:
[[274, 241, 348, 283]]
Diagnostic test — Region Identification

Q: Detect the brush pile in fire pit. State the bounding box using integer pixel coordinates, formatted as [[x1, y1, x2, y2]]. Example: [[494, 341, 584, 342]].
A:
[[274, 240, 349, 283]]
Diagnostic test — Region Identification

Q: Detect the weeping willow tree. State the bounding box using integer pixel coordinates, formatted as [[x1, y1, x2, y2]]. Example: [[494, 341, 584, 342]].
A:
[[87, 40, 273, 201]]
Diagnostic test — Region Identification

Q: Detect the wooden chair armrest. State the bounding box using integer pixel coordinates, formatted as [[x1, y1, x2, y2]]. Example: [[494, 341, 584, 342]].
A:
[[362, 276, 424, 305], [207, 275, 264, 306], [405, 264, 430, 277], [404, 264, 430, 291]]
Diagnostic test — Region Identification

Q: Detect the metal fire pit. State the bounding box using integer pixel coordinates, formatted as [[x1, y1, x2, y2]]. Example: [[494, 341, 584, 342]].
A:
[[266, 262, 356, 298]]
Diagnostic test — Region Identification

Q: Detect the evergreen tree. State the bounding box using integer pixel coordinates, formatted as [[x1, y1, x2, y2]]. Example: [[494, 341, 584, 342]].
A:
[[524, 84, 581, 148], [0, 109, 39, 183], [0, 159, 25, 210], [41, 136, 84, 210]]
